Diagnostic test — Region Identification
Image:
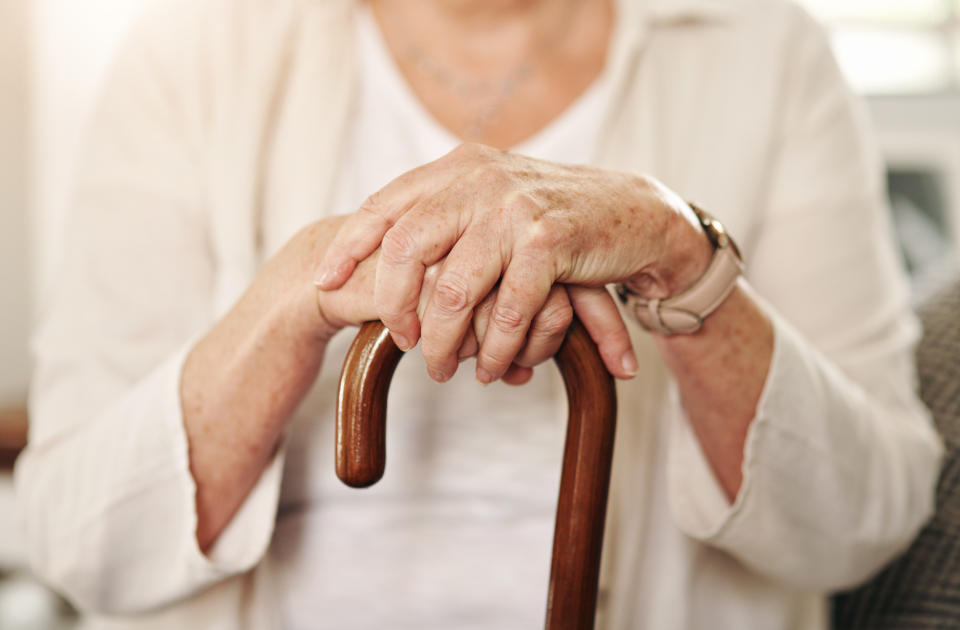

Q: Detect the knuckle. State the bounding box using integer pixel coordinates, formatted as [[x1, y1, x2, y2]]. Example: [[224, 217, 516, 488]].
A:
[[433, 274, 472, 314], [506, 201, 556, 247], [375, 302, 408, 326], [491, 304, 527, 333], [453, 142, 490, 159], [357, 192, 394, 231], [394, 168, 419, 188], [358, 190, 386, 215], [468, 162, 507, 186], [525, 210, 571, 246], [498, 193, 529, 222], [504, 190, 537, 211], [534, 301, 574, 336], [380, 223, 420, 264], [518, 226, 555, 256]]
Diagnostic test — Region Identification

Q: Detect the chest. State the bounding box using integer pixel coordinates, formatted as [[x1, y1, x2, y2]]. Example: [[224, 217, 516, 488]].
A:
[[365, 1, 613, 150]]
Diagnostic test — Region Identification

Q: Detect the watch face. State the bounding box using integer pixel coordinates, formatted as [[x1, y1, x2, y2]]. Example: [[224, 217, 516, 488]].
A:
[[691, 203, 742, 261], [715, 225, 743, 261]]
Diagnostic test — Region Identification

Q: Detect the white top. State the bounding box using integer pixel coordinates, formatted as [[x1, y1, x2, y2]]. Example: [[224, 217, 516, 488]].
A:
[[15, 0, 944, 629]]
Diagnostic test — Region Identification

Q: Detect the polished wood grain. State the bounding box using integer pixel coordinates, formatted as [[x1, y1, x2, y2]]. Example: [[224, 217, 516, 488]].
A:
[[544, 319, 618, 630], [0, 407, 28, 471], [336, 322, 405, 488], [337, 319, 617, 629]]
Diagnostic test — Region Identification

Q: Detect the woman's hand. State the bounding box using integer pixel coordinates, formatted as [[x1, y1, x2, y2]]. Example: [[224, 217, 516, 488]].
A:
[[322, 241, 580, 386], [316, 143, 712, 384]]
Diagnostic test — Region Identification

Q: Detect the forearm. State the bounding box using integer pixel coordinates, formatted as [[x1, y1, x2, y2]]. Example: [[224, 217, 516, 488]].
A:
[[666, 304, 942, 589], [620, 195, 773, 502], [651, 210, 941, 587], [181, 220, 341, 551], [181, 311, 325, 551], [654, 283, 773, 501]]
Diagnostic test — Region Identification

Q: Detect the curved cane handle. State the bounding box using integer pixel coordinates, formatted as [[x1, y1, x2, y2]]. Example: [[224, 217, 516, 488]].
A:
[[336, 319, 617, 629]]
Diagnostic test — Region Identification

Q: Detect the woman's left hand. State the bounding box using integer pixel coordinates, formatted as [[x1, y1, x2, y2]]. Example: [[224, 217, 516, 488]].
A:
[[316, 143, 711, 383]]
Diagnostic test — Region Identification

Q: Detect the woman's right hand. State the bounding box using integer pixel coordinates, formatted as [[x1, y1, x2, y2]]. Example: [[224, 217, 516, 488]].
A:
[[183, 215, 579, 551]]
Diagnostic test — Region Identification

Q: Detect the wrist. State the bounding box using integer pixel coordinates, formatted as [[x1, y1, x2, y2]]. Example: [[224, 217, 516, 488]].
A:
[[624, 201, 713, 300], [312, 289, 344, 344], [274, 217, 346, 347], [618, 202, 744, 336]]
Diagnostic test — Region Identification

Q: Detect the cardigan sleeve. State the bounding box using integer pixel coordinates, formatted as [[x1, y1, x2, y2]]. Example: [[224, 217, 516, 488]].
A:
[[665, 9, 944, 590], [14, 0, 285, 614]]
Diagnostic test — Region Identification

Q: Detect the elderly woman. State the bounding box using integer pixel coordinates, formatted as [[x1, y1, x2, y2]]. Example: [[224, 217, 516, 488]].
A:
[[15, 0, 943, 628]]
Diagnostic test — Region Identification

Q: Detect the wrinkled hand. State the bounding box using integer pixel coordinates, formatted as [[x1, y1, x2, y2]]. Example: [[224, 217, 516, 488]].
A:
[[316, 143, 706, 383], [319, 245, 577, 386]]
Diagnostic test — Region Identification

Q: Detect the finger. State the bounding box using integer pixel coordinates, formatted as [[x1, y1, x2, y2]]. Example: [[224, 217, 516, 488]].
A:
[[423, 261, 481, 367], [512, 284, 573, 369], [567, 285, 638, 379], [500, 364, 534, 386], [375, 197, 464, 352], [471, 288, 497, 344], [475, 252, 554, 383], [418, 261, 442, 320], [458, 327, 479, 361], [314, 157, 460, 291], [315, 248, 381, 330], [472, 296, 536, 385], [419, 230, 504, 382]]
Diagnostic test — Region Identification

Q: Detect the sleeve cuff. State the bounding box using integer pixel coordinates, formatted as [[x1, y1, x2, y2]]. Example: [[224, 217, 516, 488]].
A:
[[160, 343, 285, 582], [666, 314, 787, 541], [193, 449, 284, 572]]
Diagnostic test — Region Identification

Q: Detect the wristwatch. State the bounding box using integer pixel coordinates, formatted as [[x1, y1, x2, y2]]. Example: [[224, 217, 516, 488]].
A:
[[615, 203, 744, 335]]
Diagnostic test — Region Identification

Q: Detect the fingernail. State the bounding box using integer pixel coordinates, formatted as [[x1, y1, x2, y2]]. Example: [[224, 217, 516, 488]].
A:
[[313, 267, 334, 288], [428, 367, 449, 383], [621, 351, 638, 377], [476, 367, 494, 384], [393, 334, 413, 351]]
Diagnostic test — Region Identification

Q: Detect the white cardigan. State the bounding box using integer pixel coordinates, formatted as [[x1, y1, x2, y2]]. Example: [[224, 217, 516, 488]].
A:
[[16, 0, 944, 628]]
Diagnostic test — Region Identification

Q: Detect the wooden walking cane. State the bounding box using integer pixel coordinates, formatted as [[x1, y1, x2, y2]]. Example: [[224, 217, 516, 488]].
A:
[[336, 318, 617, 629]]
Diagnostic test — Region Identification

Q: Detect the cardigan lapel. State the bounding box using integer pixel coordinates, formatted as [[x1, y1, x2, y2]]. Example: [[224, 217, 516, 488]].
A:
[[259, 0, 357, 256]]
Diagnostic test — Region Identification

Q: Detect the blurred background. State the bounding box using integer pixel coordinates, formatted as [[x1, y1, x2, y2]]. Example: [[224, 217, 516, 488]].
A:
[[1, 0, 959, 627]]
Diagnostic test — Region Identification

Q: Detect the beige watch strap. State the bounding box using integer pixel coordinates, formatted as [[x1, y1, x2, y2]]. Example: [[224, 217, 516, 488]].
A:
[[620, 242, 744, 335]]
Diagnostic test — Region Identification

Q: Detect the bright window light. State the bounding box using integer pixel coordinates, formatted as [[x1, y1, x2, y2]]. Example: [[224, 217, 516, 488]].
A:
[[801, 0, 950, 24], [798, 0, 960, 94], [831, 28, 953, 93]]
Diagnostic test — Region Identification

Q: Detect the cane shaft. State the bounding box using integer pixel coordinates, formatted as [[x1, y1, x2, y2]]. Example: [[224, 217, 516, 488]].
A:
[[336, 319, 617, 629]]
